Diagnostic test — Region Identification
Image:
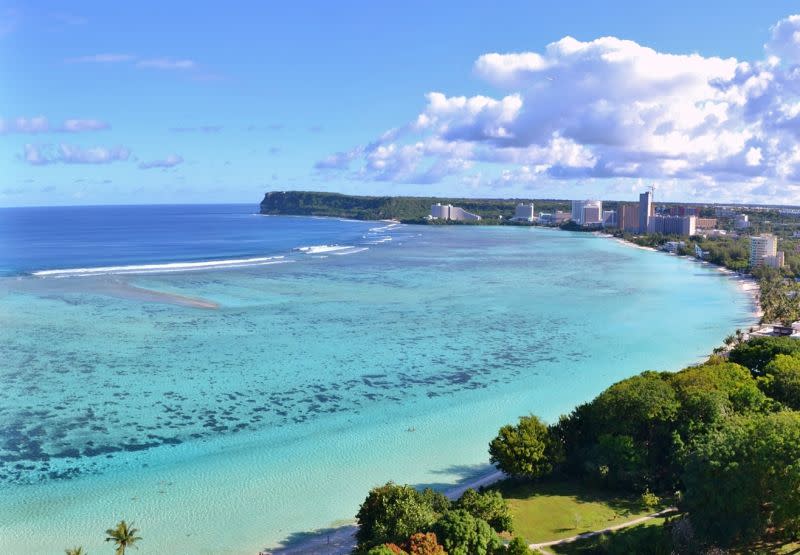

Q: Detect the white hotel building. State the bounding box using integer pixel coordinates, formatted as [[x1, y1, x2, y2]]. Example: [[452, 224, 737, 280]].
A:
[[571, 200, 603, 225]]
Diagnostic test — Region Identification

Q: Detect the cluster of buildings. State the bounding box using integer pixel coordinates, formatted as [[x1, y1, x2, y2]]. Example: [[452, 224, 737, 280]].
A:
[[429, 203, 482, 222], [568, 192, 699, 235], [429, 194, 788, 271]]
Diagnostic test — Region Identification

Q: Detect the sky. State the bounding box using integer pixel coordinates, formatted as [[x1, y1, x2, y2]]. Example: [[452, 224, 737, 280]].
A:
[[4, 0, 800, 207]]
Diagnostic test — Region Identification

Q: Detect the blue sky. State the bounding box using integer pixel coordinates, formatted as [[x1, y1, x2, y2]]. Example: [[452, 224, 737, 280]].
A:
[[3, 0, 800, 206]]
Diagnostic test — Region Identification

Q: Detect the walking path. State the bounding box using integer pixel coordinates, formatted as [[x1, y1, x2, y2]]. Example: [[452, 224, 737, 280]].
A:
[[529, 507, 678, 552]]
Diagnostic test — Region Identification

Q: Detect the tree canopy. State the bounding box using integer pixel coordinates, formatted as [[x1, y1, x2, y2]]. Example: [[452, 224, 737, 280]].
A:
[[489, 415, 554, 479]]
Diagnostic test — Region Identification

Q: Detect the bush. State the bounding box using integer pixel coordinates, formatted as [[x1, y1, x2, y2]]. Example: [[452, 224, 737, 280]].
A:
[[641, 489, 660, 509], [505, 536, 533, 554]]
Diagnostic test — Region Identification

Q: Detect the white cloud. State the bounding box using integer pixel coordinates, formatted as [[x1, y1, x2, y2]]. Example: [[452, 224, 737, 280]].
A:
[[138, 154, 184, 169], [136, 58, 196, 70], [66, 53, 136, 63], [1, 116, 110, 134], [23, 144, 130, 165], [66, 54, 198, 72], [317, 14, 800, 202], [767, 15, 800, 63]]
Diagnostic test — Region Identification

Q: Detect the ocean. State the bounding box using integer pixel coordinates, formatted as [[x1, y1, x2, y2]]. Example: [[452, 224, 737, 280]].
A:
[[0, 204, 754, 554]]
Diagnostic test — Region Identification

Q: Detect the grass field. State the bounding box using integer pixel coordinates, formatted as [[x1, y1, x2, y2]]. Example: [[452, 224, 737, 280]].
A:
[[489, 479, 668, 545], [545, 517, 667, 554]]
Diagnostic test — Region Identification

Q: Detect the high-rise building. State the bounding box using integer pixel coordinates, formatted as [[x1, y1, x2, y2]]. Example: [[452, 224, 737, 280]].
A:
[[513, 203, 535, 222], [571, 200, 603, 225], [448, 206, 481, 221], [430, 203, 450, 219], [648, 215, 696, 236], [618, 203, 640, 232], [750, 234, 781, 268], [430, 203, 481, 221], [638, 192, 652, 233], [602, 210, 617, 227]]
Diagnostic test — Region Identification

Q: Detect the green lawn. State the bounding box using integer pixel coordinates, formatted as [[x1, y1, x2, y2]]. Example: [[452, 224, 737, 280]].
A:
[[488, 479, 668, 544], [546, 517, 667, 554]]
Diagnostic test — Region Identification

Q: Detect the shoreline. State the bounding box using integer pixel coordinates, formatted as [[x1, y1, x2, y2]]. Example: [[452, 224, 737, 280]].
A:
[[263, 470, 506, 555], [261, 226, 762, 555]]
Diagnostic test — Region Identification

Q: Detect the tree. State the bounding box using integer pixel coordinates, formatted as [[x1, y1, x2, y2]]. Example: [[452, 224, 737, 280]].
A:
[[432, 510, 502, 555], [407, 532, 446, 555], [65, 549, 86, 555], [682, 412, 800, 546], [505, 537, 533, 554], [729, 336, 800, 372], [367, 546, 407, 555], [455, 488, 513, 532], [589, 372, 680, 488], [489, 415, 553, 478], [761, 353, 800, 409], [670, 362, 768, 433], [104, 520, 141, 555], [356, 483, 440, 549], [591, 372, 679, 439]]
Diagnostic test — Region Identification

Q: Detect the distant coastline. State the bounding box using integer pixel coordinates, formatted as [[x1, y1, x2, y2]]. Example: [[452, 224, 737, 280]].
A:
[[261, 190, 766, 318]]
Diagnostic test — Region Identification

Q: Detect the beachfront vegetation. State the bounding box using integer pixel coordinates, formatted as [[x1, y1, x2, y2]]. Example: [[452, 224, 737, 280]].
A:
[[355, 336, 800, 554], [355, 484, 515, 554], [65, 548, 87, 555]]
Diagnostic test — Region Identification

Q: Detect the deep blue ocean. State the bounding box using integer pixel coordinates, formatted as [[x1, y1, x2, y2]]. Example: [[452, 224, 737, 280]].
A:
[[0, 204, 756, 554], [0, 204, 381, 276]]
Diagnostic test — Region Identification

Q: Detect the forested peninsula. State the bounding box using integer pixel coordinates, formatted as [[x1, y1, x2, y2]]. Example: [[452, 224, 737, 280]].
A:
[[259, 191, 567, 223]]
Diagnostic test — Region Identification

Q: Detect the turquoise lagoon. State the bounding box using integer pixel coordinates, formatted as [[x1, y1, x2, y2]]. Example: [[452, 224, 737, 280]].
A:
[[0, 207, 754, 554]]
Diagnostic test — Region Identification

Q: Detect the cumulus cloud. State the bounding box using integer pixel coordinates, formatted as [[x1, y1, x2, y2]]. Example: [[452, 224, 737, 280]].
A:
[[316, 14, 800, 201], [1, 116, 110, 134], [24, 144, 130, 165], [138, 154, 184, 169]]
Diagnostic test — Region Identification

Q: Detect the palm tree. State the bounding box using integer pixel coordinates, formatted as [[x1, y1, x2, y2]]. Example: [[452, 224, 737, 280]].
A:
[[105, 520, 142, 555], [65, 548, 86, 555]]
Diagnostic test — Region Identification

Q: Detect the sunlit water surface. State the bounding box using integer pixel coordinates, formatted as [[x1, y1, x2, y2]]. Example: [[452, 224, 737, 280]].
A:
[[0, 205, 754, 554]]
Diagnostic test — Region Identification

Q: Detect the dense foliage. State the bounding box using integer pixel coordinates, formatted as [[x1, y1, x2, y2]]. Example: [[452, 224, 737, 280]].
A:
[[490, 337, 800, 550], [431, 510, 504, 555], [682, 411, 800, 546], [355, 484, 443, 549], [355, 483, 518, 554], [356, 337, 800, 553]]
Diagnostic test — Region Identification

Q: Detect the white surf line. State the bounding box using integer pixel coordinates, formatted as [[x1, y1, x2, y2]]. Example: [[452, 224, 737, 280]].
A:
[[32, 256, 286, 277], [293, 245, 355, 254]]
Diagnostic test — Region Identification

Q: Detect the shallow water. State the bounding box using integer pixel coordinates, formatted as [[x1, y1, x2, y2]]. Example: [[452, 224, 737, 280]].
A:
[[0, 206, 754, 554]]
